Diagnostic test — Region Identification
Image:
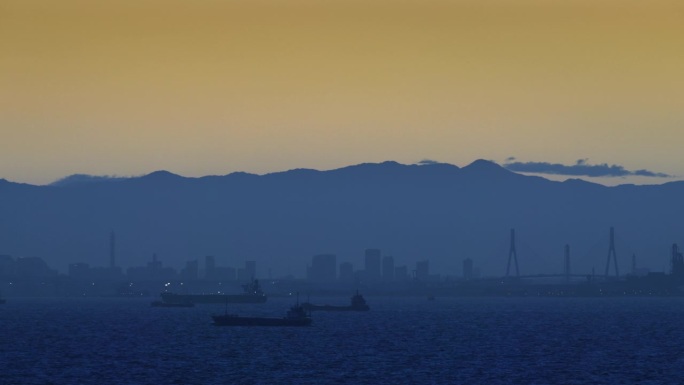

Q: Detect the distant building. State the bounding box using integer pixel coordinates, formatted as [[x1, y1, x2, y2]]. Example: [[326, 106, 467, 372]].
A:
[[339, 262, 354, 283], [68, 262, 90, 281], [213, 266, 236, 281], [126, 253, 177, 281], [15, 256, 57, 278], [246, 260, 256, 278], [382, 256, 394, 281], [237, 268, 248, 282], [364, 249, 381, 282], [415, 260, 429, 281], [180, 259, 199, 281], [205, 255, 216, 279], [68, 261, 122, 283], [149, 253, 162, 270], [463, 258, 474, 280], [394, 265, 408, 281], [237, 261, 257, 281], [0, 255, 15, 278], [307, 254, 337, 282], [89, 267, 123, 282], [203, 256, 236, 281], [109, 231, 116, 269], [672, 244, 684, 280]]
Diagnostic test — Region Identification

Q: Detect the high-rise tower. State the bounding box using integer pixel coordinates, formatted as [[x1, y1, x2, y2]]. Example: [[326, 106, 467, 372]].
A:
[[364, 249, 382, 282]]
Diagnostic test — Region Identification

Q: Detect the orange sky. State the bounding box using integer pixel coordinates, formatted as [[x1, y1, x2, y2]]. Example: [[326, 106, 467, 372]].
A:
[[1, 0, 683, 184]]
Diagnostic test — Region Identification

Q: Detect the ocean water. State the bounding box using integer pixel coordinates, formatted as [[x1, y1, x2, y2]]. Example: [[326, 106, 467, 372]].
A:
[[1, 296, 683, 385]]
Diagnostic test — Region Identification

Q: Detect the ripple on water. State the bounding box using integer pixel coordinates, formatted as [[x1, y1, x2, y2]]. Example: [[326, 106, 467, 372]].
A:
[[2, 297, 684, 384]]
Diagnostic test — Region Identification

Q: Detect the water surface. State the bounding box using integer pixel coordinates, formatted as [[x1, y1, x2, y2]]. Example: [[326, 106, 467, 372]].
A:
[[1, 297, 682, 384]]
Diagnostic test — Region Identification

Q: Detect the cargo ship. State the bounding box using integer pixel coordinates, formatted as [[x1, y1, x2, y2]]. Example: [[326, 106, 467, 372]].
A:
[[212, 302, 312, 327], [160, 279, 267, 304], [301, 291, 369, 311]]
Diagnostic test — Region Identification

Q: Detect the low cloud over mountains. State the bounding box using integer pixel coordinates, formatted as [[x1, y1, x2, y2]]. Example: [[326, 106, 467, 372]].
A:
[[503, 158, 671, 178]]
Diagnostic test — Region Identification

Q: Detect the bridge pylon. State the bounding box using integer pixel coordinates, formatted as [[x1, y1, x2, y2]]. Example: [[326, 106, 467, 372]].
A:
[[506, 228, 520, 277], [604, 227, 619, 277]]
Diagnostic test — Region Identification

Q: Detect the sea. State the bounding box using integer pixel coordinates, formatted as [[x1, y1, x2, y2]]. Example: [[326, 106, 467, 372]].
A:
[[1, 296, 683, 385]]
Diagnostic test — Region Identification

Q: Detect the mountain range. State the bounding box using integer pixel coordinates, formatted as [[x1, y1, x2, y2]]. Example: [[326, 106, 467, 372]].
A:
[[1, 160, 683, 277]]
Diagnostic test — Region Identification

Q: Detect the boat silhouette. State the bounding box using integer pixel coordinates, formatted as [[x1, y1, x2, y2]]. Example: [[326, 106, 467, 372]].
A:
[[301, 291, 370, 312], [212, 300, 312, 327], [160, 279, 267, 304]]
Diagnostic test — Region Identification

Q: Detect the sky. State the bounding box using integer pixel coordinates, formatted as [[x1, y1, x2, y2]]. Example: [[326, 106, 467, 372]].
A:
[[1, 0, 683, 186]]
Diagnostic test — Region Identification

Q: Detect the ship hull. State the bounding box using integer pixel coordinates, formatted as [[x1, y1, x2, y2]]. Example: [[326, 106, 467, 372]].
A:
[[161, 293, 267, 304], [301, 303, 369, 312], [212, 315, 311, 327], [151, 300, 194, 308]]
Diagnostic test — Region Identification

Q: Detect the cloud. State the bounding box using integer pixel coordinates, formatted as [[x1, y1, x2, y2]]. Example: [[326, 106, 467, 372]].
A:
[[416, 159, 439, 165], [50, 174, 129, 186], [503, 159, 671, 178]]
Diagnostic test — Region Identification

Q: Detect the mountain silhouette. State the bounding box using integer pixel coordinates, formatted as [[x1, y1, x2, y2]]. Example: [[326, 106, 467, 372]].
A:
[[1, 160, 683, 277]]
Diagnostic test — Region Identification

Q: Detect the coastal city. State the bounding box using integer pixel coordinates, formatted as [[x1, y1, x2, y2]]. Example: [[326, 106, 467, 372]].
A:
[[0, 237, 456, 299], [3, 230, 684, 300]]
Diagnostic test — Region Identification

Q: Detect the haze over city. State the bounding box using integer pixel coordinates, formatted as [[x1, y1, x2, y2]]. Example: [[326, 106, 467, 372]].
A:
[[3, 2, 684, 384]]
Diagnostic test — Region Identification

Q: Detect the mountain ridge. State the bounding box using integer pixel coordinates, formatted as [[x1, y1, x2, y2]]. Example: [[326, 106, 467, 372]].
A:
[[1, 160, 682, 278], [24, 160, 504, 188]]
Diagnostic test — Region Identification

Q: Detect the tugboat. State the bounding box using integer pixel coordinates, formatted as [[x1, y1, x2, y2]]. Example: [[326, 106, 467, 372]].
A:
[[301, 290, 370, 312], [212, 301, 312, 327], [160, 278, 267, 304]]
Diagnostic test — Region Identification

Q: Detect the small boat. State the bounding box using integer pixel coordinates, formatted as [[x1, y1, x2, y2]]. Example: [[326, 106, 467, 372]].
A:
[[212, 302, 312, 327], [150, 300, 194, 308], [302, 290, 370, 312]]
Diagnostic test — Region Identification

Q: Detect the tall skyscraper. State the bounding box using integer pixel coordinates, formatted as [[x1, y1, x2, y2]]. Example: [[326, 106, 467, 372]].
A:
[[364, 249, 381, 282], [180, 259, 199, 280]]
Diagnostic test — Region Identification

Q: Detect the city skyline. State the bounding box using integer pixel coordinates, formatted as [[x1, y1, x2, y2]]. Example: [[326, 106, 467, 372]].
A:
[[2, 158, 682, 278], [2, 0, 683, 185]]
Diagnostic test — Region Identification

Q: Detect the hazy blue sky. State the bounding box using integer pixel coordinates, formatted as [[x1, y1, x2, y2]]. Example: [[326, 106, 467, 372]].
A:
[[1, 0, 683, 185]]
